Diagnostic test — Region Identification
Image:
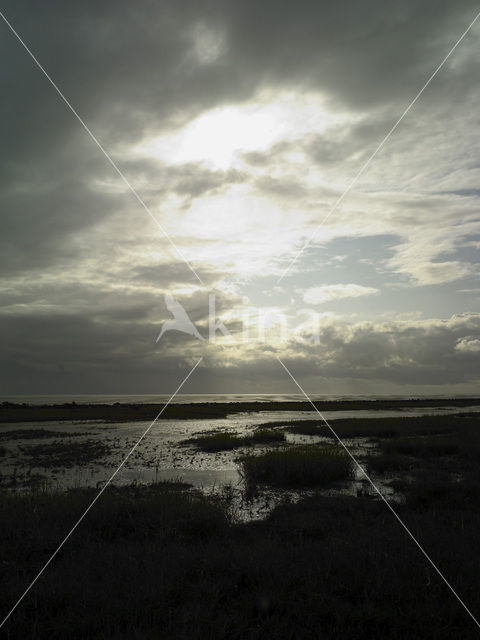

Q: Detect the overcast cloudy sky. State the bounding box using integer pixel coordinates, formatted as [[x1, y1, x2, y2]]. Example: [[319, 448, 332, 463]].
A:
[[1, 1, 480, 396]]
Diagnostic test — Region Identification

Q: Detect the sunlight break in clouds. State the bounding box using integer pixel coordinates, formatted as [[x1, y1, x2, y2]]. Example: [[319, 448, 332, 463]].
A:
[[302, 284, 380, 305], [135, 91, 344, 170]]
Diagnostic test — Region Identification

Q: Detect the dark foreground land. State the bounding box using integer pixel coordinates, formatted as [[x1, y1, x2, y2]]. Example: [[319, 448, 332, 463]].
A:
[[1, 396, 480, 422], [1, 478, 479, 639], [1, 413, 480, 638]]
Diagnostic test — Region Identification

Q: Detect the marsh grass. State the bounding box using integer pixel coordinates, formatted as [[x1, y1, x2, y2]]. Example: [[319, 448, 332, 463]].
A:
[[253, 420, 325, 434], [1, 471, 49, 490], [18, 439, 113, 468], [0, 429, 90, 441], [400, 469, 480, 514], [2, 398, 479, 423], [332, 416, 460, 438], [278, 421, 325, 435], [380, 435, 459, 457], [255, 415, 477, 439], [367, 452, 413, 474], [250, 428, 285, 445], [182, 431, 240, 451], [368, 427, 480, 475], [182, 429, 284, 452], [402, 470, 457, 510], [240, 445, 353, 488], [1, 483, 480, 638], [2, 412, 480, 637], [457, 427, 480, 460]]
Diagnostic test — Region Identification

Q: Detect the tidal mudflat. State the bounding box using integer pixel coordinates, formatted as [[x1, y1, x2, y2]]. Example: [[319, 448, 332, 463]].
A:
[[1, 402, 480, 637], [1, 401, 479, 514]]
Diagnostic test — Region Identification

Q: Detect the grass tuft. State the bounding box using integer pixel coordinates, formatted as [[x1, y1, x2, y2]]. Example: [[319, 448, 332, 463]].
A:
[[240, 445, 353, 488], [280, 421, 325, 436], [182, 429, 284, 452]]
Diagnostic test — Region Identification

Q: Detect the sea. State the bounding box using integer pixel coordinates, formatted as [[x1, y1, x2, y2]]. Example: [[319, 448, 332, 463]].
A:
[[2, 393, 477, 405]]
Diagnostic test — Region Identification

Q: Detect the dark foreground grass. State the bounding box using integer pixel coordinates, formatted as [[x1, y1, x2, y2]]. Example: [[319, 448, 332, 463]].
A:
[[380, 435, 460, 457], [240, 445, 353, 488], [182, 428, 285, 451], [368, 452, 414, 474], [1, 481, 480, 639]]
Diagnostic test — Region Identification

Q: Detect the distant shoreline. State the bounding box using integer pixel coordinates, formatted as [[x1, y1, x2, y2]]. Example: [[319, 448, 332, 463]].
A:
[[1, 397, 480, 423]]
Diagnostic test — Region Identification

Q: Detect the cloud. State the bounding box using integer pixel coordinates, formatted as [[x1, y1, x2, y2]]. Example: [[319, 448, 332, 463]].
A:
[[455, 337, 480, 353], [1, 1, 480, 393], [1, 1, 479, 284], [276, 312, 480, 386], [302, 284, 379, 304], [2, 296, 479, 392]]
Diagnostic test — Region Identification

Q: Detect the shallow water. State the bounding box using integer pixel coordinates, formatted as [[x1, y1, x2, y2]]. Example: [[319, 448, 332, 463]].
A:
[[0, 405, 475, 519]]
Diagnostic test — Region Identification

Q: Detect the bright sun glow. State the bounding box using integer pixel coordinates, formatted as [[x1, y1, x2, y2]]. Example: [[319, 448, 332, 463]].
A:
[[136, 92, 340, 169]]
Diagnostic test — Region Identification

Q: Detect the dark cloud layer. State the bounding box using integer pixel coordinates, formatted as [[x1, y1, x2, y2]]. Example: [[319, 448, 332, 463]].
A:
[[1, 0, 478, 273], [1, 307, 479, 393], [2, 0, 478, 164], [288, 314, 480, 385]]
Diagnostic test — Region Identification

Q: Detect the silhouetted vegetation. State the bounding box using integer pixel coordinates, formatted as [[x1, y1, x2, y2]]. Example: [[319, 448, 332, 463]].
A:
[[1, 479, 480, 638], [367, 452, 413, 474], [367, 425, 480, 476], [273, 420, 325, 435], [2, 398, 480, 423], [182, 428, 285, 451], [258, 415, 477, 439], [380, 435, 459, 457], [2, 409, 480, 637], [240, 445, 353, 488]]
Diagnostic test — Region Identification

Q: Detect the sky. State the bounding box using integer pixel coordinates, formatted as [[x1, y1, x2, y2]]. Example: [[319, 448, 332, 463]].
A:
[[1, 0, 480, 396]]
